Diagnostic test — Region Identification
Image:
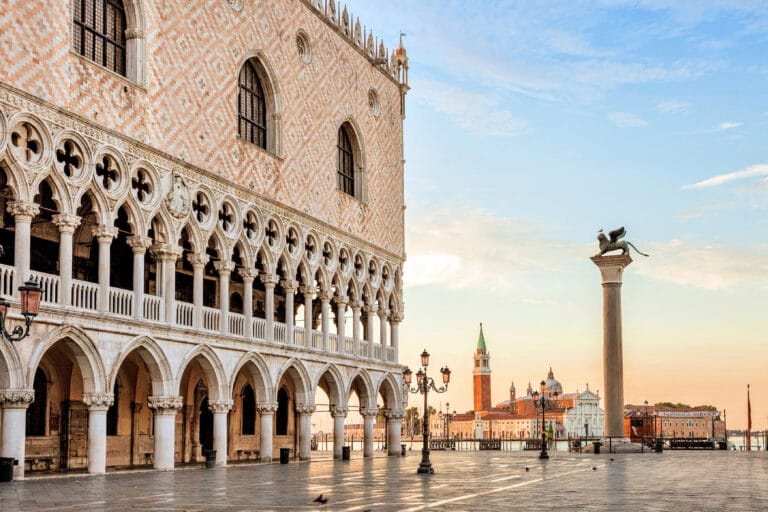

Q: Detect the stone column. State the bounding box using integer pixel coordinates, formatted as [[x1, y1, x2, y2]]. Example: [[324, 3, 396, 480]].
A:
[[256, 402, 278, 462], [591, 254, 633, 439], [209, 400, 233, 466], [126, 235, 152, 319], [188, 253, 209, 329], [281, 279, 298, 344], [240, 269, 258, 339], [319, 291, 332, 352], [335, 295, 348, 353], [92, 225, 118, 312], [125, 28, 146, 84], [379, 308, 390, 350], [83, 393, 114, 474], [300, 285, 315, 347], [148, 396, 183, 470], [331, 407, 347, 459], [351, 300, 362, 356], [385, 410, 404, 456], [215, 261, 235, 334], [152, 245, 182, 325], [0, 389, 34, 480], [296, 404, 315, 461], [390, 312, 402, 362], [52, 214, 80, 306], [361, 408, 377, 458], [261, 273, 278, 342], [364, 304, 378, 357], [7, 201, 39, 294]]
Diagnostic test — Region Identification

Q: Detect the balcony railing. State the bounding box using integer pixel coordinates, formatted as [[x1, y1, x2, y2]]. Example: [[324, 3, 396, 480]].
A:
[[0, 263, 395, 363]]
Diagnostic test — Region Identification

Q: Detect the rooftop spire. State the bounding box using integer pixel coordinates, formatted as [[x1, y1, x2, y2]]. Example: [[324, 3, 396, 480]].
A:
[[476, 323, 486, 353], [548, 366, 554, 379]]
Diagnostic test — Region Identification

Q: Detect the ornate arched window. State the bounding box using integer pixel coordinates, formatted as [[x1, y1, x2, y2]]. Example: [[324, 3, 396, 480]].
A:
[[73, 0, 127, 76], [238, 60, 267, 149], [337, 126, 354, 196]]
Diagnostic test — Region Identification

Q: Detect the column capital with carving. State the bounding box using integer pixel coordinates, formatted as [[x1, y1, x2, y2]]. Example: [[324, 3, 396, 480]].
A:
[[239, 268, 259, 282], [363, 304, 378, 315], [208, 400, 234, 414], [148, 395, 184, 414], [350, 300, 364, 311], [378, 308, 391, 319], [295, 404, 316, 415], [318, 290, 333, 302], [280, 279, 299, 292], [188, 252, 210, 267], [359, 408, 378, 418], [260, 273, 279, 287], [150, 243, 183, 262], [384, 409, 405, 421], [334, 295, 349, 307], [330, 407, 348, 418], [7, 201, 40, 220], [125, 28, 145, 39], [83, 393, 115, 411], [126, 235, 154, 253], [0, 389, 35, 409], [391, 311, 404, 323], [92, 224, 119, 242], [300, 285, 317, 297], [52, 213, 81, 233], [214, 260, 236, 274], [256, 402, 279, 414]]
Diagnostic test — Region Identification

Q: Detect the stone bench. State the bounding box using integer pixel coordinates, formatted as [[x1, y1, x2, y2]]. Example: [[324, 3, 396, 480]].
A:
[[236, 449, 260, 461], [25, 457, 55, 472]]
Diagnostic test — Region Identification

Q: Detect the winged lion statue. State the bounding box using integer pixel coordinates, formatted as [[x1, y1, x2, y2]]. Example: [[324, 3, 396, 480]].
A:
[[596, 227, 649, 257]]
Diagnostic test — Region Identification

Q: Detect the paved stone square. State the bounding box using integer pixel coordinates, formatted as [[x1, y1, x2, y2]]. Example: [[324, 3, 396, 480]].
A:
[[1, 451, 767, 511]]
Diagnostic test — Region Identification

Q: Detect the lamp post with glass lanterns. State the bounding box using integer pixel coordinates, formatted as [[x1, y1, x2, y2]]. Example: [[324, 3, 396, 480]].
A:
[[532, 380, 558, 460], [403, 349, 451, 475], [0, 278, 42, 342]]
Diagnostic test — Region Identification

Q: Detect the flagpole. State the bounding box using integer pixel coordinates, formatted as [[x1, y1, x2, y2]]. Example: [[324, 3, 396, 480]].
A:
[[746, 384, 752, 452]]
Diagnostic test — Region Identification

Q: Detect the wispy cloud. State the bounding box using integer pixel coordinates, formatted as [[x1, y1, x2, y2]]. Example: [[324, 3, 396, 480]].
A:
[[413, 79, 527, 137], [718, 121, 742, 130], [655, 100, 689, 113], [683, 163, 768, 189], [609, 112, 649, 127], [404, 208, 576, 291], [634, 240, 768, 290]]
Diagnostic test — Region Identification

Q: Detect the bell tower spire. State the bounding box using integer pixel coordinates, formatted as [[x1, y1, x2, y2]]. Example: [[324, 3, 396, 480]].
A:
[[473, 323, 492, 412]]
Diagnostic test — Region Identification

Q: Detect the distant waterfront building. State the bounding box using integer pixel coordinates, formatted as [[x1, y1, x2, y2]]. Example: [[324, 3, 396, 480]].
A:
[[624, 405, 725, 441]]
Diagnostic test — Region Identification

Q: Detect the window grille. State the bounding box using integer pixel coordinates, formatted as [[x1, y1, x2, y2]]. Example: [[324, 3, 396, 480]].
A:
[[238, 61, 267, 148], [337, 126, 354, 196], [73, 0, 127, 76]]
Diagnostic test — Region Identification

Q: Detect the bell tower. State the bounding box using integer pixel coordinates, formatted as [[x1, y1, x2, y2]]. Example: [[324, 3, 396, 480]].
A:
[[473, 323, 492, 412]]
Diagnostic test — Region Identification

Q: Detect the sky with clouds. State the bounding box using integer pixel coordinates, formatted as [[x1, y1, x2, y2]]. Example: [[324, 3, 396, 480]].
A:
[[343, 0, 768, 430]]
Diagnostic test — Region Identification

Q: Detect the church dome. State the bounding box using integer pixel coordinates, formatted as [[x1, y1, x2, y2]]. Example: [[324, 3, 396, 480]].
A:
[[543, 367, 562, 395]]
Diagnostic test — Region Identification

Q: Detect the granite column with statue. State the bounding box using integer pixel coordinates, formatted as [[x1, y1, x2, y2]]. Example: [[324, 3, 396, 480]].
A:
[[591, 254, 632, 439]]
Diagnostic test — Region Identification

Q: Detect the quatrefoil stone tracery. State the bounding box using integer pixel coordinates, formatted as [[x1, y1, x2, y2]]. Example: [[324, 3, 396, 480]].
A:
[[219, 203, 235, 232], [131, 169, 152, 202], [192, 193, 210, 223], [10, 122, 42, 164], [243, 212, 258, 240], [56, 140, 82, 178], [95, 155, 119, 190]]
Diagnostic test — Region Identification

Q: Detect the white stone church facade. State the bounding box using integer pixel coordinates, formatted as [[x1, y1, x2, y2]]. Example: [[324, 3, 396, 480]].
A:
[[0, 0, 409, 479]]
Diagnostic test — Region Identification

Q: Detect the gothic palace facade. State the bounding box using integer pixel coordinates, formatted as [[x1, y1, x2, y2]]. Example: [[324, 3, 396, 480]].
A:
[[0, 0, 409, 479]]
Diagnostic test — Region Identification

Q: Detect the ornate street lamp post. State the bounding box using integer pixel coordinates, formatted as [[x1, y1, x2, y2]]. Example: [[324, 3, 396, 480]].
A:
[[403, 349, 451, 475], [0, 278, 42, 342], [532, 380, 558, 460]]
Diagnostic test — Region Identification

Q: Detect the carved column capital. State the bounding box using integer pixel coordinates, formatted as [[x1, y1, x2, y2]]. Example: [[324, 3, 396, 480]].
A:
[[360, 408, 378, 418], [300, 285, 317, 297], [52, 213, 81, 233], [256, 402, 279, 415], [330, 407, 348, 418], [91, 225, 119, 242], [188, 252, 210, 267], [350, 300, 364, 311], [363, 304, 378, 315], [239, 268, 259, 282], [126, 235, 153, 253], [214, 260, 236, 274], [125, 28, 145, 39], [208, 400, 234, 414], [378, 308, 391, 320], [150, 243, 183, 262], [260, 273, 279, 287], [391, 311, 404, 323], [295, 404, 316, 415], [83, 393, 115, 411], [7, 201, 39, 220], [0, 389, 35, 409], [384, 409, 405, 421], [318, 290, 333, 302], [280, 279, 299, 292], [334, 295, 349, 307], [148, 396, 184, 414]]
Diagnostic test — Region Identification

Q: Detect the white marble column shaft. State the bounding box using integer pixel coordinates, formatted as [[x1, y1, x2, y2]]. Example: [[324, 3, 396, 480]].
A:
[[52, 214, 80, 306], [84, 393, 114, 474], [0, 390, 34, 480]]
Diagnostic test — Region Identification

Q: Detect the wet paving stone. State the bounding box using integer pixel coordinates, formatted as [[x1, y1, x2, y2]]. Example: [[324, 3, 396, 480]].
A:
[[0, 451, 767, 511]]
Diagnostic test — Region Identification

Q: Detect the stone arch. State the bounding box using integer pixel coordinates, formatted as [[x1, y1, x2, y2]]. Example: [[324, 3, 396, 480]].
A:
[[148, 207, 176, 244], [31, 169, 71, 215], [238, 50, 283, 156], [28, 325, 107, 393], [314, 363, 345, 408], [108, 336, 173, 397], [275, 358, 312, 405], [207, 231, 230, 263], [229, 352, 273, 403], [176, 345, 227, 401], [0, 339, 23, 389], [179, 221, 204, 254], [114, 195, 146, 237], [276, 253, 295, 281], [346, 368, 375, 410], [0, 158, 28, 203], [375, 372, 403, 411], [256, 243, 275, 274]]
